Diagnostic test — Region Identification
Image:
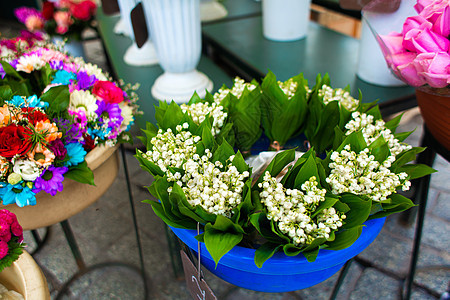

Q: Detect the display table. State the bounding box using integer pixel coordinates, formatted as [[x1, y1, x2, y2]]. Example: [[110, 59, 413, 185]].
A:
[[202, 15, 416, 116]]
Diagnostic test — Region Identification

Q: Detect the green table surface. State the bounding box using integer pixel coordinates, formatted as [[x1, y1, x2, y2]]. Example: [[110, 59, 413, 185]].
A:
[[203, 0, 261, 24], [96, 11, 233, 128], [202, 16, 415, 107]]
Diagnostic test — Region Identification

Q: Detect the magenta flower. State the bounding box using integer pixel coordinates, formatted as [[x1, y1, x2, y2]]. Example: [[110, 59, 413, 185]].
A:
[[0, 241, 8, 260], [14, 7, 43, 23], [33, 165, 69, 196], [0, 219, 9, 237]]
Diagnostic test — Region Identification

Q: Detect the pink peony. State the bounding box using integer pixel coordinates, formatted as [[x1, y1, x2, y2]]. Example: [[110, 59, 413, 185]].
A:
[[92, 81, 124, 104], [432, 4, 450, 37]]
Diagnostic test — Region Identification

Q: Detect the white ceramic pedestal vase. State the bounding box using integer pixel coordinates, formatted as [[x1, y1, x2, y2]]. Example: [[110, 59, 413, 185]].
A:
[[114, 0, 135, 37], [0, 251, 50, 299], [142, 0, 213, 103], [51, 36, 85, 60], [262, 0, 312, 41], [116, 0, 158, 66], [356, 18, 405, 86], [200, 0, 228, 22]]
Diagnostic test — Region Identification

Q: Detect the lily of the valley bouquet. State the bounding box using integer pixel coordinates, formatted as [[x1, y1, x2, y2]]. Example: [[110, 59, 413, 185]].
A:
[[368, 0, 450, 92], [15, 0, 97, 42], [136, 72, 434, 267], [0, 44, 139, 207]]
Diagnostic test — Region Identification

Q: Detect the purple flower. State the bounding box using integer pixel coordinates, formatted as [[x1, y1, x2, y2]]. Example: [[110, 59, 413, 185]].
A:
[[76, 71, 98, 90], [48, 139, 67, 160], [49, 60, 65, 70], [96, 100, 124, 128], [0, 65, 5, 80], [54, 118, 83, 143], [33, 165, 68, 196]]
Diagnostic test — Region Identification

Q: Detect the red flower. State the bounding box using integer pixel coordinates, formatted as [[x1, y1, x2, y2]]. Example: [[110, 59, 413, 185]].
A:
[[0, 124, 33, 159], [92, 81, 124, 104], [82, 133, 95, 151], [21, 107, 49, 125], [42, 1, 55, 21], [70, 0, 96, 21]]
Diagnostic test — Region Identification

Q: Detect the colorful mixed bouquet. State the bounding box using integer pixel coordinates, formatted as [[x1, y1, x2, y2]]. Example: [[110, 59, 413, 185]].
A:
[[14, 0, 97, 41], [0, 210, 24, 272], [376, 0, 449, 90], [136, 72, 434, 267], [0, 44, 139, 207]]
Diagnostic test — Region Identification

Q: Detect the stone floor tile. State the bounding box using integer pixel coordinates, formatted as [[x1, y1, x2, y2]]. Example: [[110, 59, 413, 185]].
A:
[[349, 268, 401, 300]]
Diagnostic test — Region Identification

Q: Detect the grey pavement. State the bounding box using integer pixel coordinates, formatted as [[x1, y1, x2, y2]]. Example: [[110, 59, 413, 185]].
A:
[[1, 22, 449, 300]]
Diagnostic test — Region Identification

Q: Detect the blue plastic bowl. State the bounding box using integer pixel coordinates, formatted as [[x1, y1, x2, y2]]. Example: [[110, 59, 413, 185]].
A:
[[171, 217, 385, 292]]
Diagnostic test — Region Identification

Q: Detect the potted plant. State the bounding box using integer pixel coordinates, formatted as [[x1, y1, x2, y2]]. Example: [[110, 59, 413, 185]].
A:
[[0, 209, 50, 299], [14, 0, 98, 58], [135, 71, 435, 292], [0, 42, 140, 230], [365, 0, 450, 150]]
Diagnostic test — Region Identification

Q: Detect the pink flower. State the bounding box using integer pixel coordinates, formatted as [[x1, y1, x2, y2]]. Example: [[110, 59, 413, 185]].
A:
[[54, 11, 73, 35], [432, 4, 450, 37], [40, 48, 69, 63], [413, 52, 450, 88], [25, 15, 44, 32], [403, 22, 449, 53], [14, 7, 42, 24], [414, 0, 434, 13], [0, 241, 8, 260], [92, 81, 124, 104], [396, 53, 428, 86], [10, 221, 23, 238], [417, 0, 449, 23]]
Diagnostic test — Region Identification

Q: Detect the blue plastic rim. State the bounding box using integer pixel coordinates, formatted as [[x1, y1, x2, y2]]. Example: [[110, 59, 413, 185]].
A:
[[171, 217, 386, 292]]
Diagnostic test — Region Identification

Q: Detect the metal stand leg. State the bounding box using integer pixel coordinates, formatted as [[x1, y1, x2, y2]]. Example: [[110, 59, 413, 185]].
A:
[[29, 227, 51, 256], [53, 146, 150, 299], [120, 144, 150, 297], [403, 130, 436, 300], [329, 259, 353, 300]]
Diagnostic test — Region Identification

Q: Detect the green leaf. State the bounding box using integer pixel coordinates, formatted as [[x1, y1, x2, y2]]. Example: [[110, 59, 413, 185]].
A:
[[384, 113, 403, 133], [311, 195, 339, 218], [254, 149, 296, 186], [212, 139, 235, 164], [0, 85, 13, 101], [204, 217, 244, 266], [41, 85, 70, 117], [325, 226, 363, 250], [369, 193, 416, 219], [135, 150, 164, 177], [150, 201, 197, 229], [396, 164, 437, 180], [294, 154, 319, 189], [254, 242, 283, 268], [0, 61, 24, 80], [339, 194, 372, 229], [283, 243, 302, 256], [160, 101, 184, 131], [368, 135, 390, 163], [64, 161, 95, 185], [302, 248, 320, 262]]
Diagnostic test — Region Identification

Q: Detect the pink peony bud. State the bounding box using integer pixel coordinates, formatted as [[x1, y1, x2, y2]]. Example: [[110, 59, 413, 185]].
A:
[[413, 52, 450, 88], [403, 26, 449, 53], [432, 5, 450, 37]]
